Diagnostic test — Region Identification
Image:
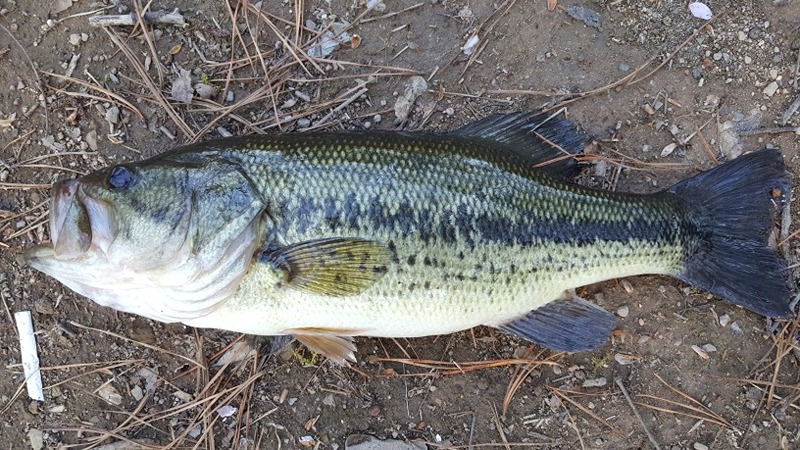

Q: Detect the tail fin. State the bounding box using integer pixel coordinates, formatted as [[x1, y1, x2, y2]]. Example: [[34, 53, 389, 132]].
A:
[[669, 149, 792, 318]]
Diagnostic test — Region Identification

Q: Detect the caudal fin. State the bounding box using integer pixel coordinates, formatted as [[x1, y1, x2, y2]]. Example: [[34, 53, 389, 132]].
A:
[[669, 149, 792, 318]]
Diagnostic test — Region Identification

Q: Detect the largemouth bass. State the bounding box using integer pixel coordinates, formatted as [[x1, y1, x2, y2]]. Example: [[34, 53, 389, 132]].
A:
[[24, 112, 792, 364]]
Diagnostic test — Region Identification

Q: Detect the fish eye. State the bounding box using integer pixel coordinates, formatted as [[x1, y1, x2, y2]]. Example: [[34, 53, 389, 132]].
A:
[[107, 166, 136, 190]]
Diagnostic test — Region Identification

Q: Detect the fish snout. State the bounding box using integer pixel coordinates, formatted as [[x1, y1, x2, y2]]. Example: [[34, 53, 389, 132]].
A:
[[50, 179, 92, 259]]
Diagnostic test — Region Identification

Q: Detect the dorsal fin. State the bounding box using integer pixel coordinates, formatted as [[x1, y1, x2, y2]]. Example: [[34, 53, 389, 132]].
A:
[[451, 111, 588, 178]]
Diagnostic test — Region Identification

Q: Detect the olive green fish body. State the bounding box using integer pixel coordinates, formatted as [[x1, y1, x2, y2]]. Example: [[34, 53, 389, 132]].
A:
[[24, 112, 792, 363], [183, 132, 690, 338]]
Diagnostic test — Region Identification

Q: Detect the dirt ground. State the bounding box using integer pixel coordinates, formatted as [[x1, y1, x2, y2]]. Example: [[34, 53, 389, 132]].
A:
[[1, 0, 800, 449]]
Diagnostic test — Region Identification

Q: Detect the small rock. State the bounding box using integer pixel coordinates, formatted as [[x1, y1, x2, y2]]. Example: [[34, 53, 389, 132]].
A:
[[763, 81, 779, 97], [719, 313, 731, 327], [194, 83, 216, 99], [737, 31, 747, 41], [693, 443, 709, 450], [701, 343, 717, 353], [27, 429, 44, 450], [322, 394, 335, 407], [744, 55, 752, 64], [69, 33, 82, 46], [616, 306, 629, 318], [98, 383, 123, 405], [582, 377, 607, 388], [47, 404, 65, 413], [730, 322, 743, 335], [769, 68, 779, 79], [691, 67, 702, 79], [297, 118, 311, 128], [104, 106, 120, 125], [566, 6, 602, 29], [85, 130, 98, 151], [130, 385, 143, 401], [619, 63, 630, 72]]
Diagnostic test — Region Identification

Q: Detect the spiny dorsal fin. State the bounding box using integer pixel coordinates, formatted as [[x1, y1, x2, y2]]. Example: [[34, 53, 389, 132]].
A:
[[452, 111, 588, 178], [288, 328, 359, 365], [497, 293, 616, 352], [261, 238, 390, 296]]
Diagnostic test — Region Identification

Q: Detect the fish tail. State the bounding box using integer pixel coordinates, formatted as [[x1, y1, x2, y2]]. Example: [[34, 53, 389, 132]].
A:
[[669, 149, 792, 318]]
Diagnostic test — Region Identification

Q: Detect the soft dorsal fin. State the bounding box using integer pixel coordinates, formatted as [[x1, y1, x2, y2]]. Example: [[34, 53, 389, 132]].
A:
[[451, 111, 588, 178]]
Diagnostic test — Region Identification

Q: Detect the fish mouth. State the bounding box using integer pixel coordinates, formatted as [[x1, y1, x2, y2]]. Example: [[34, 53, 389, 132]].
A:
[[26, 179, 117, 262]]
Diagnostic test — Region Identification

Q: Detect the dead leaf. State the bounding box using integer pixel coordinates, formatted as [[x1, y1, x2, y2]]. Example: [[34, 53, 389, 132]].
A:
[[170, 69, 193, 104], [547, 0, 557, 11]]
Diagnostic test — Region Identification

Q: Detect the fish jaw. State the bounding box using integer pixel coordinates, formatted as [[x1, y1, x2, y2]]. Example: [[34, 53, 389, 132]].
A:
[[24, 171, 265, 324]]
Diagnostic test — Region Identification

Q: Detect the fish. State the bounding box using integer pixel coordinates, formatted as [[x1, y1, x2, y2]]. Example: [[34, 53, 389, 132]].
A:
[[24, 111, 792, 364]]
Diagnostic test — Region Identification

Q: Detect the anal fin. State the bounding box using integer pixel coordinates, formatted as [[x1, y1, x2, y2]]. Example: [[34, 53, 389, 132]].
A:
[[497, 295, 616, 352], [288, 327, 360, 365]]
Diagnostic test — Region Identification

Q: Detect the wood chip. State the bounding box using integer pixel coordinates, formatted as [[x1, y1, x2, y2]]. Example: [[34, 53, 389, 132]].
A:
[[691, 344, 710, 360]]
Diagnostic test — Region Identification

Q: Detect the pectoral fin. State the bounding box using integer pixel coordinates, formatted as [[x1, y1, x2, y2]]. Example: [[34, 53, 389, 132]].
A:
[[261, 238, 390, 296], [497, 295, 616, 352], [288, 327, 359, 365]]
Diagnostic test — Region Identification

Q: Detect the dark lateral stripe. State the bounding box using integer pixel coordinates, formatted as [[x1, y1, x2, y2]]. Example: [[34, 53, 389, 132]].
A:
[[279, 195, 690, 249]]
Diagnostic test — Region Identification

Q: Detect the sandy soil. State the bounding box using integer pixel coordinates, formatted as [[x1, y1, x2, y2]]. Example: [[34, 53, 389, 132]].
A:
[[1, 0, 799, 449]]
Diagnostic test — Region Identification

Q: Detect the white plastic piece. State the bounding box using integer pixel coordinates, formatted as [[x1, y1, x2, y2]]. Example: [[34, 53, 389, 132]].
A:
[[15, 311, 45, 401]]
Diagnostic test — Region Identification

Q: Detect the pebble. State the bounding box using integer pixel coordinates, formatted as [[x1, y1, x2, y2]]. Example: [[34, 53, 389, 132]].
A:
[[619, 63, 630, 72], [769, 68, 779, 79], [27, 429, 44, 450], [693, 443, 708, 450], [105, 106, 120, 124], [713, 52, 722, 61], [131, 385, 143, 401], [297, 118, 311, 128], [744, 55, 752, 64], [763, 81, 779, 97], [373, 114, 382, 123], [322, 394, 335, 407], [582, 377, 607, 388], [69, 33, 82, 46], [737, 31, 747, 41], [701, 343, 717, 353], [85, 130, 98, 151], [730, 322, 743, 335], [616, 306, 629, 318], [691, 67, 702, 79], [719, 313, 731, 327], [565, 6, 602, 29]]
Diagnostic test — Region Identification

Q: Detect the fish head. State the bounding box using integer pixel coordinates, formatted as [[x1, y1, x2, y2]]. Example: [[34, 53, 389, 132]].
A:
[[24, 160, 266, 322]]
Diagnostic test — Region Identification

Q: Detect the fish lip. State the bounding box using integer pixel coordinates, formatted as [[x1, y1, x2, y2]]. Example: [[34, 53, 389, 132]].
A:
[[22, 244, 55, 267], [48, 179, 117, 259]]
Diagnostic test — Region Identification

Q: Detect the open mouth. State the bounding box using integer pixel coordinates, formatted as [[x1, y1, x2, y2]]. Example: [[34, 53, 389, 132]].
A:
[[36, 179, 117, 260]]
